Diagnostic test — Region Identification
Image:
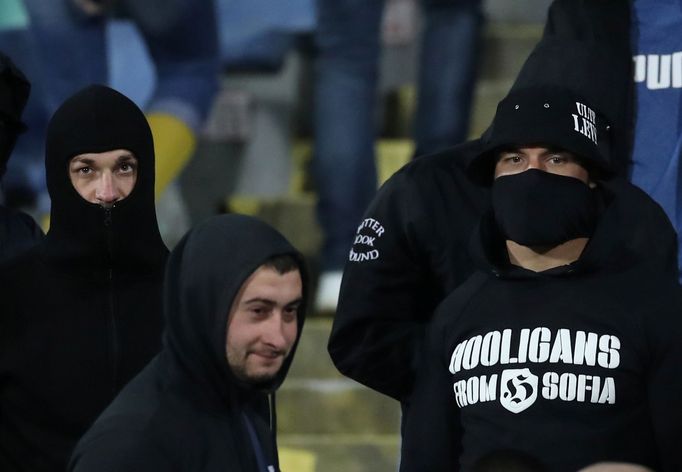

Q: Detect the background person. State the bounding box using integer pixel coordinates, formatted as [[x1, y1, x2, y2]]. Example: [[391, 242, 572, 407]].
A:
[[312, 0, 484, 311], [0, 51, 42, 263], [69, 214, 308, 472], [0, 0, 219, 235], [0, 84, 168, 471]]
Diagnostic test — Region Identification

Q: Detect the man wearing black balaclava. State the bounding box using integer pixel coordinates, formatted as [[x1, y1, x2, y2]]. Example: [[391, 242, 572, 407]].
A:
[[0, 85, 168, 471], [398, 86, 682, 472], [0, 52, 43, 264], [328, 37, 679, 425], [68, 214, 308, 472]]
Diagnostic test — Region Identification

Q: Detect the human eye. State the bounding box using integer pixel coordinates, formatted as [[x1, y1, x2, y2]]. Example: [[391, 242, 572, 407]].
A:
[[546, 153, 570, 165], [282, 305, 298, 323], [499, 153, 523, 165], [77, 166, 92, 175], [118, 161, 137, 174], [248, 304, 270, 319]]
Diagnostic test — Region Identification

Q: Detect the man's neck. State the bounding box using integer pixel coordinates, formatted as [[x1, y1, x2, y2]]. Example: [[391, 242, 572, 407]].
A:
[[506, 238, 589, 272]]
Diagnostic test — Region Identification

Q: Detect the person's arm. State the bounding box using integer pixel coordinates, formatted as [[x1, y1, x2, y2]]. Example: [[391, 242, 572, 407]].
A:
[[329, 168, 435, 401]]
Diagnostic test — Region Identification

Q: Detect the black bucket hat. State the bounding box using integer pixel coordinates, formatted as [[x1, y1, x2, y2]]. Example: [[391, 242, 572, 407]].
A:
[[468, 85, 613, 185]]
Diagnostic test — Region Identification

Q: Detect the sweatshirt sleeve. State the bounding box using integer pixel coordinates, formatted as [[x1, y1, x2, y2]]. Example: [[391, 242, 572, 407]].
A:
[[646, 287, 682, 471], [328, 169, 436, 401], [329, 172, 425, 400], [69, 430, 174, 472]]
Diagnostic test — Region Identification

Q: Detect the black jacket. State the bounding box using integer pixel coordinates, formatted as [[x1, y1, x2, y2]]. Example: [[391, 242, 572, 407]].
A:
[[330, 11, 674, 404], [330, 139, 676, 403], [0, 86, 168, 471], [400, 181, 682, 472], [330, 142, 489, 401], [69, 214, 308, 472], [0, 205, 42, 264]]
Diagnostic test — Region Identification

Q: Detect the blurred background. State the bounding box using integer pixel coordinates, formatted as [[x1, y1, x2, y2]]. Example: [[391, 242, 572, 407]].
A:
[[0, 0, 552, 470]]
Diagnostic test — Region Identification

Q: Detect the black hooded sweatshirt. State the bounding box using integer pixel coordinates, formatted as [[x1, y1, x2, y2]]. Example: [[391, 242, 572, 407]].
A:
[[68, 214, 308, 472], [399, 182, 682, 472], [329, 30, 679, 405], [0, 85, 168, 471], [329, 141, 677, 403]]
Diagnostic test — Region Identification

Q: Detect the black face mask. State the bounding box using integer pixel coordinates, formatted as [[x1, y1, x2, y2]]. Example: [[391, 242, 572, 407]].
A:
[[492, 169, 599, 247]]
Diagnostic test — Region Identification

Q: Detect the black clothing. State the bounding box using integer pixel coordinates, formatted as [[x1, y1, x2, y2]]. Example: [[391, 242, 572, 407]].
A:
[[69, 214, 308, 472], [471, 85, 613, 184], [0, 85, 167, 471], [491, 170, 599, 246], [0, 51, 30, 177], [330, 142, 489, 401], [400, 182, 682, 472], [541, 0, 633, 175], [0, 205, 42, 264], [330, 140, 677, 403]]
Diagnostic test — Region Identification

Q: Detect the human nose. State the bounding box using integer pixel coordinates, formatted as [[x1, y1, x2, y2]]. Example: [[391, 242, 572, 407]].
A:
[[262, 313, 289, 350], [526, 156, 544, 171], [95, 173, 119, 205]]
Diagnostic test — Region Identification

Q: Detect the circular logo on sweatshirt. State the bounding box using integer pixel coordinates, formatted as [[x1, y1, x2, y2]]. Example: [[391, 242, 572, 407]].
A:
[[349, 217, 385, 262]]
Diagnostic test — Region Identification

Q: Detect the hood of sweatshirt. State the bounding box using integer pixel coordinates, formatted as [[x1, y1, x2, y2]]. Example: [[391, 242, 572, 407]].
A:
[[161, 214, 308, 406], [42, 84, 167, 276]]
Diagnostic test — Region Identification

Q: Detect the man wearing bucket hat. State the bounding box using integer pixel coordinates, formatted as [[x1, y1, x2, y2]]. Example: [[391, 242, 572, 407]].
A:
[[398, 85, 682, 471], [328, 38, 677, 417], [0, 51, 43, 263]]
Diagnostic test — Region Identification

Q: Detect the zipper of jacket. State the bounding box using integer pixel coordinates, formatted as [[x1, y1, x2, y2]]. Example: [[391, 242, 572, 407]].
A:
[[104, 208, 119, 395]]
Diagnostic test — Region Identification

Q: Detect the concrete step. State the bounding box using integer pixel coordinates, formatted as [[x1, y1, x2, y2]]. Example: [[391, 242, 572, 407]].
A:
[[277, 378, 401, 435], [484, 0, 553, 23], [288, 319, 339, 379], [277, 321, 402, 472], [281, 320, 401, 435], [279, 436, 400, 472]]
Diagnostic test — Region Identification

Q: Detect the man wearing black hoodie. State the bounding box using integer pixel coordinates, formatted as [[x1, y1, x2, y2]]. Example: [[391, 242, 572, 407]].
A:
[[0, 51, 43, 264], [0, 85, 168, 471], [328, 38, 678, 411], [399, 86, 682, 471], [68, 214, 308, 472]]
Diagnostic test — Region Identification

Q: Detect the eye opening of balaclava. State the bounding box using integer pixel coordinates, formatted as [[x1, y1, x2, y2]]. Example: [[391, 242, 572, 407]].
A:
[[65, 149, 140, 207]]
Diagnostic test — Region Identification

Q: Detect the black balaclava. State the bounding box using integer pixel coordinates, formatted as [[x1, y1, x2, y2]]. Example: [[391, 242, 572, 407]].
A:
[[162, 214, 308, 404], [492, 169, 599, 247], [0, 52, 30, 178], [44, 84, 166, 275]]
